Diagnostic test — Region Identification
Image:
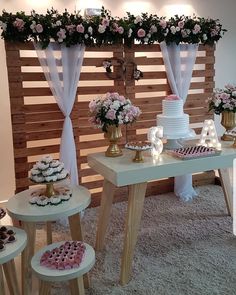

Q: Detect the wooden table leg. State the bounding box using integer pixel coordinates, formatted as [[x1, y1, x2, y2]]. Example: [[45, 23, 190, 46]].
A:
[[0, 265, 5, 295], [3, 259, 20, 295], [218, 169, 233, 216], [46, 222, 52, 245], [95, 179, 116, 251], [68, 213, 90, 289], [120, 182, 147, 285], [21, 221, 36, 295], [69, 277, 85, 295]]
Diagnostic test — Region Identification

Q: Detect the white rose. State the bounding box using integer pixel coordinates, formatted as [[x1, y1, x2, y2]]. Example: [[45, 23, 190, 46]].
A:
[[203, 34, 208, 41], [85, 34, 89, 39], [232, 91, 236, 97], [170, 26, 176, 34], [111, 100, 121, 110], [144, 37, 149, 42], [176, 26, 180, 32], [56, 20, 62, 26], [128, 28, 133, 38], [88, 26, 93, 35], [98, 24, 106, 33], [134, 16, 142, 24]]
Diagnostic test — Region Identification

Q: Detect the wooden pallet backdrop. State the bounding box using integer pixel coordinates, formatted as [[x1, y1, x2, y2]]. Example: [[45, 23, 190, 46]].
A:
[[5, 42, 215, 206]]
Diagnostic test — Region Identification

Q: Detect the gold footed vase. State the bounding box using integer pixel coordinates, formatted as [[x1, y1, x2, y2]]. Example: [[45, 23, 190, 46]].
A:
[[221, 111, 236, 141], [104, 125, 123, 157]]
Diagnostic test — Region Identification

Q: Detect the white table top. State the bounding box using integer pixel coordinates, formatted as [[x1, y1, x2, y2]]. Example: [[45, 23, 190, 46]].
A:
[[88, 141, 236, 187], [31, 241, 95, 282], [7, 185, 91, 222], [0, 226, 27, 264]]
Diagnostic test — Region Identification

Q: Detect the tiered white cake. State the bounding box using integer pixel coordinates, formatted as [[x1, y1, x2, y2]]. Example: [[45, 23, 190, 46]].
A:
[[156, 96, 189, 138]]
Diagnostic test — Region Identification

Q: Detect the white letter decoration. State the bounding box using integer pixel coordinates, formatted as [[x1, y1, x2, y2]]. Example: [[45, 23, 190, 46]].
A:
[[198, 119, 221, 150], [148, 126, 164, 157]]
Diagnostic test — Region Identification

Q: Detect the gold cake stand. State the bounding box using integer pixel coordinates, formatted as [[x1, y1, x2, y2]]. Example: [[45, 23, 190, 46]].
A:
[[125, 142, 152, 163]]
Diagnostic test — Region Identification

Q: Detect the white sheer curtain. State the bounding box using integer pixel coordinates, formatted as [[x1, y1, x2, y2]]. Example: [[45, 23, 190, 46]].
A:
[[160, 42, 198, 201], [34, 42, 85, 185]]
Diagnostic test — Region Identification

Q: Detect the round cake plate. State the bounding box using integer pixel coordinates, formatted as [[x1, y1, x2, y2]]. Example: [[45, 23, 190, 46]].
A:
[[125, 143, 152, 163]]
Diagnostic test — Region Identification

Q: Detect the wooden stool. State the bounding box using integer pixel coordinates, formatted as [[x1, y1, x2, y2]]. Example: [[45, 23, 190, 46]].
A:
[[7, 185, 91, 295], [31, 241, 95, 295], [0, 226, 27, 295]]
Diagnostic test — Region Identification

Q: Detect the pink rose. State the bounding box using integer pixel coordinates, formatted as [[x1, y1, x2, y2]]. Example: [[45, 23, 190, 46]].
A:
[[159, 19, 167, 29], [13, 18, 25, 31], [76, 24, 84, 33], [192, 24, 201, 34], [117, 26, 124, 34], [66, 25, 76, 34], [137, 28, 146, 38], [178, 20, 185, 29], [105, 109, 116, 120], [102, 18, 110, 27], [35, 24, 43, 33]]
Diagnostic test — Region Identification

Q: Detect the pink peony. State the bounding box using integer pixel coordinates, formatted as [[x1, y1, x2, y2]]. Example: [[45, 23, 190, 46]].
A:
[[159, 19, 167, 29], [13, 18, 25, 31], [137, 28, 146, 38], [76, 24, 84, 33], [35, 24, 43, 33], [117, 26, 124, 34], [178, 20, 185, 29]]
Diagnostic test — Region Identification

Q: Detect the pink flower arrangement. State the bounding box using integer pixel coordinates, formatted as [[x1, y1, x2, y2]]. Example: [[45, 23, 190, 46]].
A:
[[208, 84, 236, 114], [89, 92, 141, 132]]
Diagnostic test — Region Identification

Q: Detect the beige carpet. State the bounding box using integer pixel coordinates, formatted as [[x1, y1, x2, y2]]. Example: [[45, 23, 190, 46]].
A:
[[33, 185, 236, 295]]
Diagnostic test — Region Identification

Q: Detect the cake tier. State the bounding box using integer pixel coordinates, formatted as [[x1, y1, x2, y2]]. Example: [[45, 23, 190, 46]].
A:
[[156, 114, 189, 137], [163, 99, 183, 117]]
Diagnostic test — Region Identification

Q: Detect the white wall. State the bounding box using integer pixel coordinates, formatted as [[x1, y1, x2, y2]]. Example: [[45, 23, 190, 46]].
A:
[[0, 0, 235, 201]]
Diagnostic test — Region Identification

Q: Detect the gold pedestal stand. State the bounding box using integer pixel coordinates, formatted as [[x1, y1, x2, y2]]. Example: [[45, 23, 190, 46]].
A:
[[132, 150, 144, 163]]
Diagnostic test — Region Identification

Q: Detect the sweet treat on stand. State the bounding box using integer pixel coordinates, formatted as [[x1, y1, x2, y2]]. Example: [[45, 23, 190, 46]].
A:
[[30, 155, 69, 183], [156, 95, 189, 138], [40, 241, 86, 270], [125, 141, 152, 151], [0, 226, 16, 251], [167, 145, 220, 160]]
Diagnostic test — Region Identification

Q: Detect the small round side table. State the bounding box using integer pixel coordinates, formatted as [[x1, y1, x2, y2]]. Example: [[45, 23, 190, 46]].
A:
[[0, 226, 27, 295], [31, 241, 95, 295], [7, 185, 91, 295]]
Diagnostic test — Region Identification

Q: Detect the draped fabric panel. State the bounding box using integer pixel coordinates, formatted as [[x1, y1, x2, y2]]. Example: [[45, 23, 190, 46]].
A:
[[160, 42, 198, 201], [35, 42, 85, 185]]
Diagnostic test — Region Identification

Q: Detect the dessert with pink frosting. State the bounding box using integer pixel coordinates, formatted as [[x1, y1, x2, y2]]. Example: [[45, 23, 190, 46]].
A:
[[40, 241, 86, 270], [156, 94, 189, 138], [168, 145, 220, 160], [30, 155, 69, 183]]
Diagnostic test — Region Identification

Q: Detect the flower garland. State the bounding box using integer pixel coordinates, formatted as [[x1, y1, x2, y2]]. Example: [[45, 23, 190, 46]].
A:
[[0, 7, 226, 48]]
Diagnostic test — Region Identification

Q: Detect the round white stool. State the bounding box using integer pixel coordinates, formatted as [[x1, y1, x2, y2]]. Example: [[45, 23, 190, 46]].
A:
[[7, 185, 91, 295], [0, 226, 27, 295], [31, 241, 95, 295]]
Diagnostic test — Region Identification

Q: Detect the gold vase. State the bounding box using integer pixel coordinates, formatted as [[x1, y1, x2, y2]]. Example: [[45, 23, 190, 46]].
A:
[[221, 111, 236, 141], [104, 125, 123, 157]]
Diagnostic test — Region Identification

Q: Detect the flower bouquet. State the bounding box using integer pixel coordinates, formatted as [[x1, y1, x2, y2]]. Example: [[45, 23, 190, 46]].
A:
[[208, 84, 236, 140], [89, 92, 141, 157]]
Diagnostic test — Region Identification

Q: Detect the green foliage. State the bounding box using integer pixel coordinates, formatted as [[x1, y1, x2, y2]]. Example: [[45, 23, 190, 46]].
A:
[[0, 7, 227, 48]]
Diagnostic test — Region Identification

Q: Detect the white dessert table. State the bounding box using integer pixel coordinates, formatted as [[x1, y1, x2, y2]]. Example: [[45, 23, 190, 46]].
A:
[[87, 141, 236, 285], [31, 241, 95, 295], [6, 185, 91, 295], [0, 226, 27, 295]]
